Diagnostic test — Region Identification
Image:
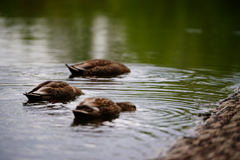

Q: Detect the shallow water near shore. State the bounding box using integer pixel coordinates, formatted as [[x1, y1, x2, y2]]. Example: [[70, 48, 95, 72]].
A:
[[1, 1, 240, 160]]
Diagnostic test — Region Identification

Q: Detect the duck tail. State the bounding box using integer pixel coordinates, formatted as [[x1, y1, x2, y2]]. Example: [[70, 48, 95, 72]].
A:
[[23, 92, 42, 102], [65, 64, 84, 75], [72, 110, 93, 119]]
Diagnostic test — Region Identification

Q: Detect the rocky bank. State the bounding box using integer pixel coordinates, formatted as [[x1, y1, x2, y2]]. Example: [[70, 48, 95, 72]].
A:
[[159, 91, 240, 160]]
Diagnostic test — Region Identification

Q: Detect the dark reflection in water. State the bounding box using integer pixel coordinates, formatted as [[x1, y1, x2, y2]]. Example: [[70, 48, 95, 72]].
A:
[[71, 118, 113, 127], [1, 0, 240, 160], [0, 0, 240, 70]]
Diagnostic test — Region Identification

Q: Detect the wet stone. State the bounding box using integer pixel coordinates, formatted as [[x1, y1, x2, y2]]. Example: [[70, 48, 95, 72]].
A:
[[222, 123, 237, 129], [235, 142, 240, 148], [205, 117, 215, 124], [211, 137, 225, 143], [207, 152, 215, 159], [210, 122, 222, 128], [236, 105, 240, 109], [200, 129, 218, 135], [198, 133, 211, 141], [219, 100, 236, 108], [209, 108, 218, 113], [231, 113, 240, 121]]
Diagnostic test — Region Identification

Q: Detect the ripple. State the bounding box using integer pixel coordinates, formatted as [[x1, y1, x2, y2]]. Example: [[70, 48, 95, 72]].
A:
[[0, 60, 237, 160]]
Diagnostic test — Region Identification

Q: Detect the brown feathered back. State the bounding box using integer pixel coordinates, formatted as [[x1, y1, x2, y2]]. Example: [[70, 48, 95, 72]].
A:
[[72, 98, 136, 120], [24, 81, 83, 102], [66, 59, 130, 77]]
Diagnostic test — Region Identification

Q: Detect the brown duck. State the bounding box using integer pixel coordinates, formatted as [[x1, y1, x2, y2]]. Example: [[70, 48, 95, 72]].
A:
[[24, 81, 84, 102], [65, 59, 130, 77], [72, 98, 136, 119]]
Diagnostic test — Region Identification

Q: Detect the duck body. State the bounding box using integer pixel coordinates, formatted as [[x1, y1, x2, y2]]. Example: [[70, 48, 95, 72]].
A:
[[65, 59, 130, 77], [24, 81, 83, 102], [72, 97, 136, 120]]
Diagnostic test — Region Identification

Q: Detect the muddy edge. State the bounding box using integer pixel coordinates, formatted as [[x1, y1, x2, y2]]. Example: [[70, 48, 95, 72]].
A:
[[159, 91, 240, 160]]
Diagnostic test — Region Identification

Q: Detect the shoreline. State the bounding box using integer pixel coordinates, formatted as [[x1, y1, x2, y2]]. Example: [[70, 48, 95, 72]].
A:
[[159, 90, 240, 160]]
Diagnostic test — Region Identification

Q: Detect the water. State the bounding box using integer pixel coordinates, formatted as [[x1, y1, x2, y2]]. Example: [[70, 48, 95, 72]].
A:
[[1, 1, 240, 160]]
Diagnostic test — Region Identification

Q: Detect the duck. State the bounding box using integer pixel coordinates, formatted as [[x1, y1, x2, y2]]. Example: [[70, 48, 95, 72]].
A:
[[65, 59, 130, 77], [72, 97, 136, 119], [23, 81, 84, 102]]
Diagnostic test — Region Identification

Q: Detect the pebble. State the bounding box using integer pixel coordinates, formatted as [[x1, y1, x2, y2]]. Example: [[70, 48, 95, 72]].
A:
[[210, 122, 222, 128], [205, 117, 215, 124]]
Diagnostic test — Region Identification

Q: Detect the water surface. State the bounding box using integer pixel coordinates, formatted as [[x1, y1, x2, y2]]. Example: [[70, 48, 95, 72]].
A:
[[1, 1, 240, 160]]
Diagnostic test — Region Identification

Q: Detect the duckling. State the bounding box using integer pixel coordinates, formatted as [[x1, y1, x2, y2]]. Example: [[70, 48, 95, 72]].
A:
[[65, 59, 130, 77], [72, 98, 136, 119], [24, 81, 83, 102]]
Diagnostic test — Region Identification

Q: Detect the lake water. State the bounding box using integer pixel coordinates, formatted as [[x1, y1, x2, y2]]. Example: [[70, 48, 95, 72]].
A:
[[1, 1, 240, 160]]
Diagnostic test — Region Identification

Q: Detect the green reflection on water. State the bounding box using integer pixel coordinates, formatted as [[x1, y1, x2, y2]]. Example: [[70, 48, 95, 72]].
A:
[[0, 0, 240, 71]]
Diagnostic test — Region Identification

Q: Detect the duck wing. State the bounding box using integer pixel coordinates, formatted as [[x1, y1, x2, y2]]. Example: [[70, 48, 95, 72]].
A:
[[66, 59, 130, 76], [28, 81, 52, 93], [66, 59, 112, 73], [27, 81, 68, 95], [73, 98, 121, 119], [24, 81, 70, 102], [71, 59, 111, 70]]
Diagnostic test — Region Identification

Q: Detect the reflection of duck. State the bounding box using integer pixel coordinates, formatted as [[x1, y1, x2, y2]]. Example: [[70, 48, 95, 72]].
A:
[[23, 81, 84, 102], [65, 59, 130, 77], [71, 118, 107, 126], [72, 98, 136, 119]]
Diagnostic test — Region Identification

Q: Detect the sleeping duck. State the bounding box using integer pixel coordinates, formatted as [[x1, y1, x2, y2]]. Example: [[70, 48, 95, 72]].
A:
[[65, 59, 130, 77], [72, 97, 136, 119], [24, 81, 84, 102]]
